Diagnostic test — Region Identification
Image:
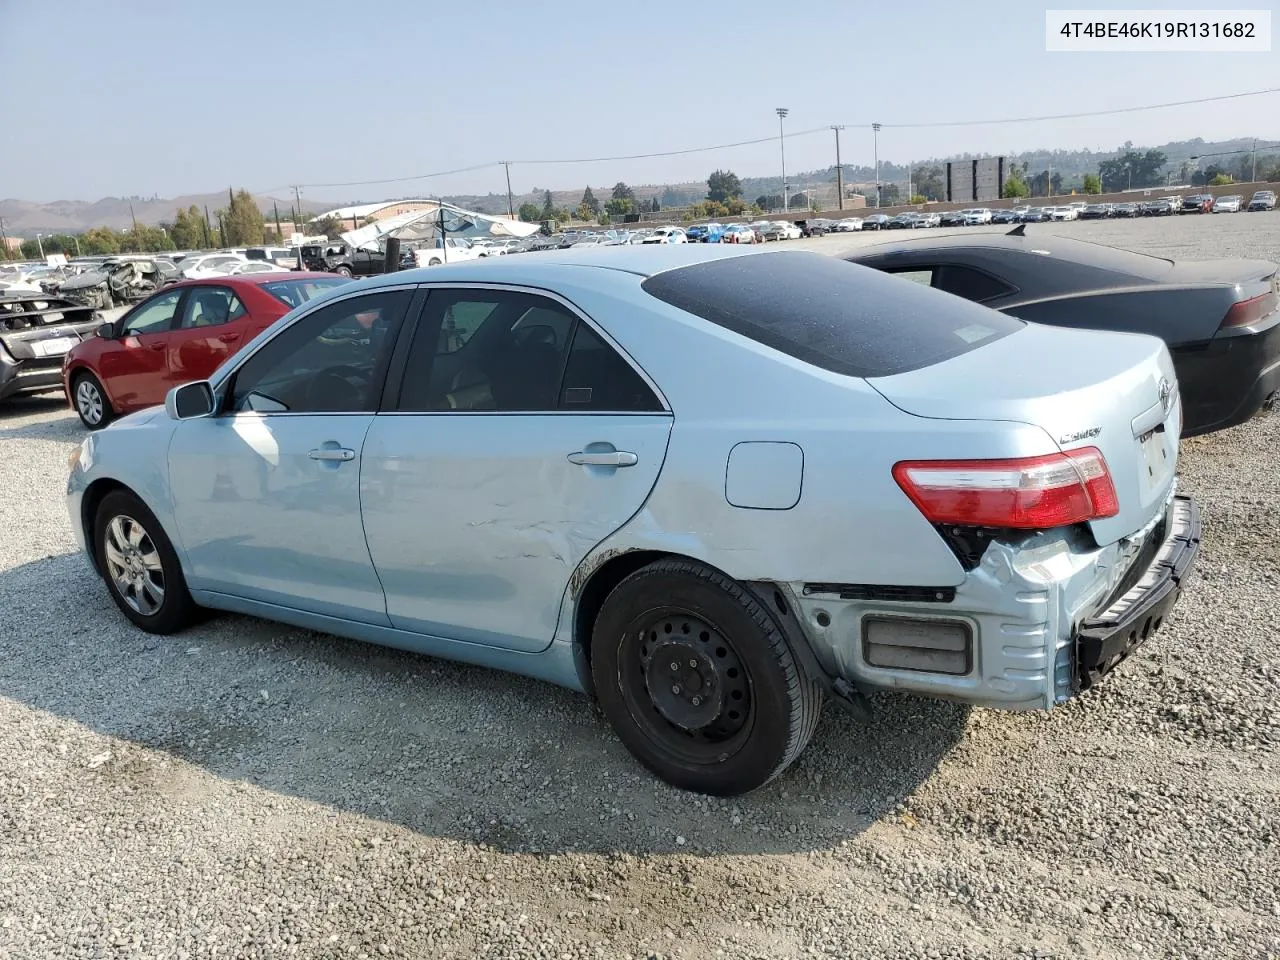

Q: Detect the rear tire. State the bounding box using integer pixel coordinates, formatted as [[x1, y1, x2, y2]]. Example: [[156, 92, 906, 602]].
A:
[[93, 490, 198, 634], [72, 371, 114, 430], [590, 558, 823, 796], [335, 265, 353, 277]]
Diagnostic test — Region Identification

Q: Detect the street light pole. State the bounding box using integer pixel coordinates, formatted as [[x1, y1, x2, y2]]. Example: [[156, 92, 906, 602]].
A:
[[831, 125, 845, 211], [872, 122, 882, 208], [776, 108, 789, 214], [501, 161, 515, 219]]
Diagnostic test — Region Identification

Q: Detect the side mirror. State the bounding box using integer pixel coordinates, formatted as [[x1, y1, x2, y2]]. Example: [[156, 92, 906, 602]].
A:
[[96, 322, 116, 339], [165, 380, 215, 421]]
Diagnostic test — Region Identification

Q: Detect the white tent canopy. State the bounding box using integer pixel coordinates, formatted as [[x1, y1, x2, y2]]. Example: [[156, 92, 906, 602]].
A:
[[340, 202, 539, 250]]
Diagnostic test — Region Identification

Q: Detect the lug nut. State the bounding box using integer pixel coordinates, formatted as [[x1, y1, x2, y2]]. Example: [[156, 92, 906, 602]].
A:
[[691, 697, 701, 706], [689, 660, 697, 668], [670, 662, 679, 672], [672, 685, 681, 695]]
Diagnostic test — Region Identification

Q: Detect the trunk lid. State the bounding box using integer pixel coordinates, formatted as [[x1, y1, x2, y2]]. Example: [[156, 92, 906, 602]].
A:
[[867, 322, 1179, 546], [0, 298, 100, 360]]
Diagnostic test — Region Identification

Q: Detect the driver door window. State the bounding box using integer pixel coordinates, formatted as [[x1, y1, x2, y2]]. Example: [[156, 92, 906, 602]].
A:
[[227, 290, 410, 414], [121, 289, 184, 336]]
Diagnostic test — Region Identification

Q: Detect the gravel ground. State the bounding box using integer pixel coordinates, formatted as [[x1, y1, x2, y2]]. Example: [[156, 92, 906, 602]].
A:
[[1, 212, 1278, 960]]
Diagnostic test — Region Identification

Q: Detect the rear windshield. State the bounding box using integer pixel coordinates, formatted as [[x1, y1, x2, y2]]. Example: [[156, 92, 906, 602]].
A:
[[261, 276, 352, 308], [640, 252, 1025, 378]]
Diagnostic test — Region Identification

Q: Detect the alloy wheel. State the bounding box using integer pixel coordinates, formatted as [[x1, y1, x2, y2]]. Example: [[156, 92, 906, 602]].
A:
[[75, 379, 103, 425], [103, 514, 166, 616]]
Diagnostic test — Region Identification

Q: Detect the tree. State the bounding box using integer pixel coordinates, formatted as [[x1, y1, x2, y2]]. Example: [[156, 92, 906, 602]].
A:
[[221, 189, 265, 245], [706, 169, 743, 203], [309, 215, 345, 239], [724, 198, 747, 215], [604, 197, 634, 218], [518, 202, 541, 222], [650, 197, 661, 213], [577, 202, 594, 222], [541, 190, 554, 216], [169, 205, 204, 249], [912, 164, 946, 202], [580, 186, 600, 216], [1099, 149, 1167, 192], [1028, 170, 1063, 197], [1002, 173, 1030, 199], [611, 182, 634, 202], [81, 227, 120, 255], [1209, 172, 1234, 186], [755, 194, 783, 211], [879, 183, 901, 206], [1081, 173, 1102, 195]]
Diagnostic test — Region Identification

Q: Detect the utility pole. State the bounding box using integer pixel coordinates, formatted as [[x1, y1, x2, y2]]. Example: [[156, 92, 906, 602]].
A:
[[872, 122, 882, 208], [830, 125, 846, 210], [129, 201, 140, 250], [37, 233, 45, 259], [293, 186, 304, 230], [501, 161, 515, 219], [273, 201, 283, 243], [1252, 138, 1258, 182], [0, 216, 8, 260], [776, 108, 789, 214], [203, 205, 214, 247]]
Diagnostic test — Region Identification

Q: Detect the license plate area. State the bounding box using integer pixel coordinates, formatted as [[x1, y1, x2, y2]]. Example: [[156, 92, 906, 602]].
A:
[[30, 336, 78, 357], [1138, 425, 1172, 490]]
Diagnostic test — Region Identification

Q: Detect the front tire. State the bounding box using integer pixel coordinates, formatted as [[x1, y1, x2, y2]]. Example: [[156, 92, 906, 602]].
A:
[[72, 371, 114, 430], [93, 490, 197, 634], [335, 265, 353, 278], [591, 558, 823, 796]]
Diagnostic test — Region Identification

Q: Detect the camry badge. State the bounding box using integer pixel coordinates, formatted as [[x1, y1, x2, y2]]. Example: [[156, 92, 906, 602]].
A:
[[1058, 426, 1102, 445]]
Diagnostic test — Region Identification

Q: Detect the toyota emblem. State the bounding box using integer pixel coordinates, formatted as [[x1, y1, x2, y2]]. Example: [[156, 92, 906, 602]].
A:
[[1157, 377, 1172, 413]]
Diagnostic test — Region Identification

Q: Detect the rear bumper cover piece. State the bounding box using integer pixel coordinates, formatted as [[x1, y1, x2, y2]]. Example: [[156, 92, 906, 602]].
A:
[[1074, 495, 1201, 691]]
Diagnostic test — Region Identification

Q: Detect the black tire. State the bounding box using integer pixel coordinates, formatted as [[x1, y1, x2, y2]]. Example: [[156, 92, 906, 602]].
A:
[[72, 371, 114, 430], [93, 490, 197, 635], [335, 265, 353, 277], [590, 558, 823, 796], [428, 258, 442, 267]]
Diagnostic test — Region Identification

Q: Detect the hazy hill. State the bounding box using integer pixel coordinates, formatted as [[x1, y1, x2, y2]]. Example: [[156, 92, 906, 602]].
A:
[[5, 137, 1274, 235]]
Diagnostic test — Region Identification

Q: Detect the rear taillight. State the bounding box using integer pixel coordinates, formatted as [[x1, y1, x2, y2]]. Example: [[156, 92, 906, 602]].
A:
[[893, 447, 1119, 530], [1220, 289, 1278, 329]]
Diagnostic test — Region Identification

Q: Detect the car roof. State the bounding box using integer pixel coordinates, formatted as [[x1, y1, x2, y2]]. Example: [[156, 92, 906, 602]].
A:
[[164, 271, 339, 290], [343, 244, 767, 290]]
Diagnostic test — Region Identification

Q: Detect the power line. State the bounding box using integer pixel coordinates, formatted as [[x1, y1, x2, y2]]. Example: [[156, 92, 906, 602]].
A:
[[260, 87, 1280, 194], [512, 127, 829, 165], [865, 86, 1280, 129]]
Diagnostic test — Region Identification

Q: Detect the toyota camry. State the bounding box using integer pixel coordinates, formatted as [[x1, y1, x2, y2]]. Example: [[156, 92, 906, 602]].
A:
[[67, 246, 1201, 796]]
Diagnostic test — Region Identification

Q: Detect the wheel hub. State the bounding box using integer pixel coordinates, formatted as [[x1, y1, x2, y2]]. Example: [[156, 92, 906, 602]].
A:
[[642, 641, 723, 730]]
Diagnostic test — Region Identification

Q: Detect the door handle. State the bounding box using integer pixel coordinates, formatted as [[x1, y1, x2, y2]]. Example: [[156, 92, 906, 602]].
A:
[[308, 447, 355, 462], [567, 450, 638, 467], [149, 342, 165, 351], [217, 334, 238, 343]]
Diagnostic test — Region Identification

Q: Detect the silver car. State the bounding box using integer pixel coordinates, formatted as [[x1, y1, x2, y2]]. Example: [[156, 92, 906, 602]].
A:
[[67, 246, 1200, 796]]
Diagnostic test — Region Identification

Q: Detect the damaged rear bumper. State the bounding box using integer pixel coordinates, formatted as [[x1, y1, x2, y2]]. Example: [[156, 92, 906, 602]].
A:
[[785, 494, 1202, 712]]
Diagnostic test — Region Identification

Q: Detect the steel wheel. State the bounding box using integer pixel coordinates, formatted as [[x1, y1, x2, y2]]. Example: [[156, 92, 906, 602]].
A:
[[75, 377, 104, 425], [620, 609, 754, 763], [103, 514, 166, 616]]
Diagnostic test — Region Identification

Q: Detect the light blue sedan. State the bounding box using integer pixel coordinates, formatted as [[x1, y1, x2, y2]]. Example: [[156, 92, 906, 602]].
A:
[[67, 245, 1200, 795]]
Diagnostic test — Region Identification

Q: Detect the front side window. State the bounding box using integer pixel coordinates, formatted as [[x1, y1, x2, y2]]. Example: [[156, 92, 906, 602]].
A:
[[262, 276, 351, 309], [178, 286, 246, 329], [121, 289, 184, 336], [228, 290, 409, 414]]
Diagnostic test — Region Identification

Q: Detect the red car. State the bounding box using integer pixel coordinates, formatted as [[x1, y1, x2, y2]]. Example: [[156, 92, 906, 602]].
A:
[[62, 272, 349, 429]]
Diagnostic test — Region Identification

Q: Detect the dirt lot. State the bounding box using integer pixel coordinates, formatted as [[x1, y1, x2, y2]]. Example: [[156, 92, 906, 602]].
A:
[[1, 212, 1278, 959]]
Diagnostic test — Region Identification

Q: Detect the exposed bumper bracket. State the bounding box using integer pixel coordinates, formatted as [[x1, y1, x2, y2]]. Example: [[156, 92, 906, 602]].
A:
[[1074, 495, 1202, 692]]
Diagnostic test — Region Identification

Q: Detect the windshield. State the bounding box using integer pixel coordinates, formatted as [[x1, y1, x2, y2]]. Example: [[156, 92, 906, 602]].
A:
[[261, 276, 353, 309]]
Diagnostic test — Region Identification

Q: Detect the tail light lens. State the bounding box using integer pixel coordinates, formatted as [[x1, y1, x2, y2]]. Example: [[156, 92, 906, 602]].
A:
[[893, 447, 1120, 529], [1220, 289, 1278, 329]]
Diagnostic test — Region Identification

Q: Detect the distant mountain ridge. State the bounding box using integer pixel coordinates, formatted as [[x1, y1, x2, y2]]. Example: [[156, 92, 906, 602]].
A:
[[4, 136, 1273, 235]]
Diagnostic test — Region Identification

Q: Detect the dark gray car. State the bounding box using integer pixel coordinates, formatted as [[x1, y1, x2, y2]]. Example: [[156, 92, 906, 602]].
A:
[[847, 228, 1280, 436]]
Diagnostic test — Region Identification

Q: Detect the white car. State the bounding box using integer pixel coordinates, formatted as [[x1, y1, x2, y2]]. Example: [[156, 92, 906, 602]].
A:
[[773, 222, 803, 241], [1212, 195, 1243, 213], [960, 208, 992, 225], [1068, 202, 1089, 216], [831, 218, 863, 232], [1046, 206, 1076, 222], [415, 238, 485, 266], [217, 261, 293, 276], [176, 253, 249, 279], [641, 227, 688, 244]]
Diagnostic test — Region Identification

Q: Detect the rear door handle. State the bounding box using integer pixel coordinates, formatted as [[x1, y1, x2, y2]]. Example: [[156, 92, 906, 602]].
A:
[[567, 450, 638, 467], [217, 333, 239, 343], [308, 447, 355, 462]]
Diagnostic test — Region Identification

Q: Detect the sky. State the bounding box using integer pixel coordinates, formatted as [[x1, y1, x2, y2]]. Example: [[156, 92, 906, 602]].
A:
[[1, 0, 1277, 204]]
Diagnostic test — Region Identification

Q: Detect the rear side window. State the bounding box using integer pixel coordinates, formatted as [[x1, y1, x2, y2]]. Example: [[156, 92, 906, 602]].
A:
[[640, 252, 1024, 378]]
